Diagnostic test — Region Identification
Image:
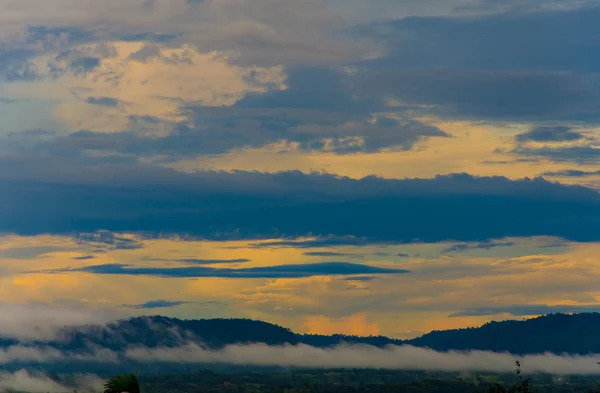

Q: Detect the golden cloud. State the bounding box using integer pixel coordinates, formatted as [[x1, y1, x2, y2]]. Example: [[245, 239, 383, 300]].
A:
[[8, 41, 287, 133]]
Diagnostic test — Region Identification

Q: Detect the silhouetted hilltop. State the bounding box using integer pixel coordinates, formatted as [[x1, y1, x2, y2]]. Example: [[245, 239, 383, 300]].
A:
[[7, 313, 600, 356], [54, 316, 403, 351], [405, 313, 600, 355]]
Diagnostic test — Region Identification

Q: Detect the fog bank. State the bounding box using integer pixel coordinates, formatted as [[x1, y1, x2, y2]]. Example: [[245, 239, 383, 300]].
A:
[[126, 343, 600, 374], [0, 370, 103, 393], [0, 303, 122, 341]]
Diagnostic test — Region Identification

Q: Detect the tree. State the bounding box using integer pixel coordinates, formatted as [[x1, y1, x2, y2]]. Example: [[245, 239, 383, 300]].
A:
[[588, 362, 600, 393], [486, 361, 530, 393], [103, 373, 140, 393]]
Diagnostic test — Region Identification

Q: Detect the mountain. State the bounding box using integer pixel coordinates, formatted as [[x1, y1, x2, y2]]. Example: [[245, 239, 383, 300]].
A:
[[118, 313, 600, 354], [3, 313, 600, 375], [54, 316, 404, 351], [19, 312, 600, 355], [405, 313, 600, 355]]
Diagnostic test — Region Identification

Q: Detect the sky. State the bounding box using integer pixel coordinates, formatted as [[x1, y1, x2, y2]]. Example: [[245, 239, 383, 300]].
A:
[[2, 0, 600, 339]]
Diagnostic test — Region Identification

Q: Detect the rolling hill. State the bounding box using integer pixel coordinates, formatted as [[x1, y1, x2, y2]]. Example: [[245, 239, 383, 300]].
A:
[[35, 312, 600, 355]]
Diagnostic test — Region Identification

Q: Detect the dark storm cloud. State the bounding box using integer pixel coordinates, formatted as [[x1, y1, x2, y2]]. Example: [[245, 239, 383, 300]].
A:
[[451, 305, 600, 317], [515, 126, 585, 142], [32, 262, 410, 279], [3, 155, 600, 242]]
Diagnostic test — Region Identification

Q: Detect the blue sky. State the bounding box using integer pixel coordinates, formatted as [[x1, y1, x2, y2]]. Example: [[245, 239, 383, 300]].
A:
[[1, 0, 600, 338]]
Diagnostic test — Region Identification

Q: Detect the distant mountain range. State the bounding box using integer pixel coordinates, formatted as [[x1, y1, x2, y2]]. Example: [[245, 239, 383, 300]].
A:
[[408, 312, 600, 354], [4, 313, 600, 374], [17, 312, 600, 354]]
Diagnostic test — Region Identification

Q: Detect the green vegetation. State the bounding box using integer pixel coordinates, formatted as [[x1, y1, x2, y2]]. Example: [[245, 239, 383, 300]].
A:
[[409, 313, 600, 355], [484, 361, 530, 393], [95, 365, 599, 393], [104, 373, 140, 393]]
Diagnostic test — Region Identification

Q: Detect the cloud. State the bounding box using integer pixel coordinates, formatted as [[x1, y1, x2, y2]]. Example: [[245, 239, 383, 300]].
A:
[[34, 64, 448, 157], [119, 300, 224, 309], [0, 246, 71, 260], [68, 56, 100, 73], [514, 145, 600, 164], [515, 126, 585, 142], [303, 252, 363, 259], [357, 69, 600, 120], [144, 258, 252, 265], [356, 5, 600, 121], [510, 125, 600, 164], [0, 0, 369, 67], [367, 5, 600, 73], [0, 302, 121, 341], [543, 169, 600, 178], [5, 339, 600, 376], [73, 255, 96, 260], [177, 258, 251, 265], [7, 3, 600, 164], [336, 0, 598, 21], [86, 97, 121, 107], [3, 163, 600, 242], [443, 241, 516, 254], [74, 232, 144, 251], [122, 300, 192, 309], [0, 346, 66, 365], [0, 370, 103, 393], [342, 276, 375, 282], [304, 313, 380, 336], [0, 343, 118, 366], [248, 237, 382, 249], [32, 262, 410, 279], [456, 0, 600, 16], [6, 42, 288, 133], [124, 342, 600, 374], [451, 305, 600, 317]]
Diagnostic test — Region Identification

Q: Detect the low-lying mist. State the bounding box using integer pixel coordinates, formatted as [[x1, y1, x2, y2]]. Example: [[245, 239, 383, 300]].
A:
[[0, 370, 103, 393], [125, 342, 600, 375], [2, 342, 600, 376]]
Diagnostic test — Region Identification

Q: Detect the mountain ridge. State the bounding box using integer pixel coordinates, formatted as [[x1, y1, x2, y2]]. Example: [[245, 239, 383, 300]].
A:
[[27, 312, 600, 355]]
